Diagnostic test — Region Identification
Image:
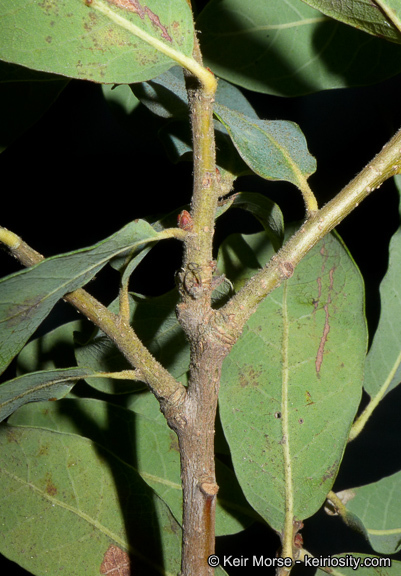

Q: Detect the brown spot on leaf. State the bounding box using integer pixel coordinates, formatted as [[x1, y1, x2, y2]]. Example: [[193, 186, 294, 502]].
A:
[[167, 512, 179, 535], [37, 0, 58, 15], [38, 444, 49, 456], [144, 6, 172, 42], [315, 266, 335, 376], [45, 473, 58, 496], [105, 0, 172, 42], [108, 0, 145, 16], [6, 297, 42, 327], [168, 431, 179, 452], [305, 390, 314, 406], [100, 545, 131, 575], [6, 429, 21, 444], [320, 461, 338, 485], [239, 365, 262, 387]]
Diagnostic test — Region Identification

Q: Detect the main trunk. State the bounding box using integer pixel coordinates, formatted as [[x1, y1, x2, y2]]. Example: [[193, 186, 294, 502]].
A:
[[175, 339, 226, 576]]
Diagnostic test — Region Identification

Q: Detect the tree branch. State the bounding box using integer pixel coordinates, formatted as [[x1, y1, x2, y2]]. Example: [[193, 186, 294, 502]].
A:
[[0, 228, 186, 417], [219, 126, 401, 339], [172, 35, 225, 576]]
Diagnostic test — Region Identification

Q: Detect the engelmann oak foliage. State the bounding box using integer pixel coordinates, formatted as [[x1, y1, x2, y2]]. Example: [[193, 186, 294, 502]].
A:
[[1, 1, 401, 575]]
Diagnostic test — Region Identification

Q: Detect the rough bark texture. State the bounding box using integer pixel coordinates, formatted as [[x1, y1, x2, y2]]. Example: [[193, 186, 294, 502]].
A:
[[169, 43, 223, 575], [169, 327, 229, 576]]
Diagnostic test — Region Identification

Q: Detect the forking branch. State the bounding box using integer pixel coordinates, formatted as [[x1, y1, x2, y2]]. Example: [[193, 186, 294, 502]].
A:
[[218, 126, 401, 344]]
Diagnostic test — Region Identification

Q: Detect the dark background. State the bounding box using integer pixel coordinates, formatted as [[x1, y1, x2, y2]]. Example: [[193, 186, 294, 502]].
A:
[[2, 5, 401, 574]]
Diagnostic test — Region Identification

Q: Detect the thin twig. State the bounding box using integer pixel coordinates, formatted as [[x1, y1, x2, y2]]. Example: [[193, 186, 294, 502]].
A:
[[0, 228, 186, 413]]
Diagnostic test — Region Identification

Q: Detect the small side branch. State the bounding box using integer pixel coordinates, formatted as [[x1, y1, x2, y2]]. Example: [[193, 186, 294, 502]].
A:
[[0, 229, 186, 417], [218, 126, 401, 341]]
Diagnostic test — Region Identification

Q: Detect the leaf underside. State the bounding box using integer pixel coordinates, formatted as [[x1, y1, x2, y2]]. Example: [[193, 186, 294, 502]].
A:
[[0, 219, 159, 375], [8, 397, 256, 537], [197, 0, 401, 96], [0, 423, 181, 576], [364, 176, 401, 399], [133, 66, 317, 185], [218, 229, 367, 532], [0, 0, 194, 83], [300, 0, 401, 44], [337, 470, 401, 555]]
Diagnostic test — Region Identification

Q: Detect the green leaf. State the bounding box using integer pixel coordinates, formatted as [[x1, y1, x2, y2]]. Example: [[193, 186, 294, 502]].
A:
[[332, 471, 401, 554], [74, 290, 189, 393], [0, 220, 159, 375], [300, 0, 401, 44], [74, 333, 146, 394], [364, 175, 401, 400], [8, 397, 256, 536], [101, 83, 141, 132], [216, 192, 285, 252], [132, 65, 189, 119], [133, 65, 258, 120], [137, 65, 316, 186], [0, 424, 181, 576], [196, 0, 401, 96], [17, 320, 85, 374], [132, 66, 255, 175], [0, 0, 194, 83], [158, 120, 193, 163], [217, 229, 367, 532], [214, 105, 316, 187], [17, 283, 192, 396], [124, 393, 258, 535], [102, 83, 140, 115], [0, 63, 68, 153], [315, 554, 400, 576], [215, 76, 259, 119], [74, 281, 236, 395], [157, 117, 250, 177], [0, 367, 97, 423]]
